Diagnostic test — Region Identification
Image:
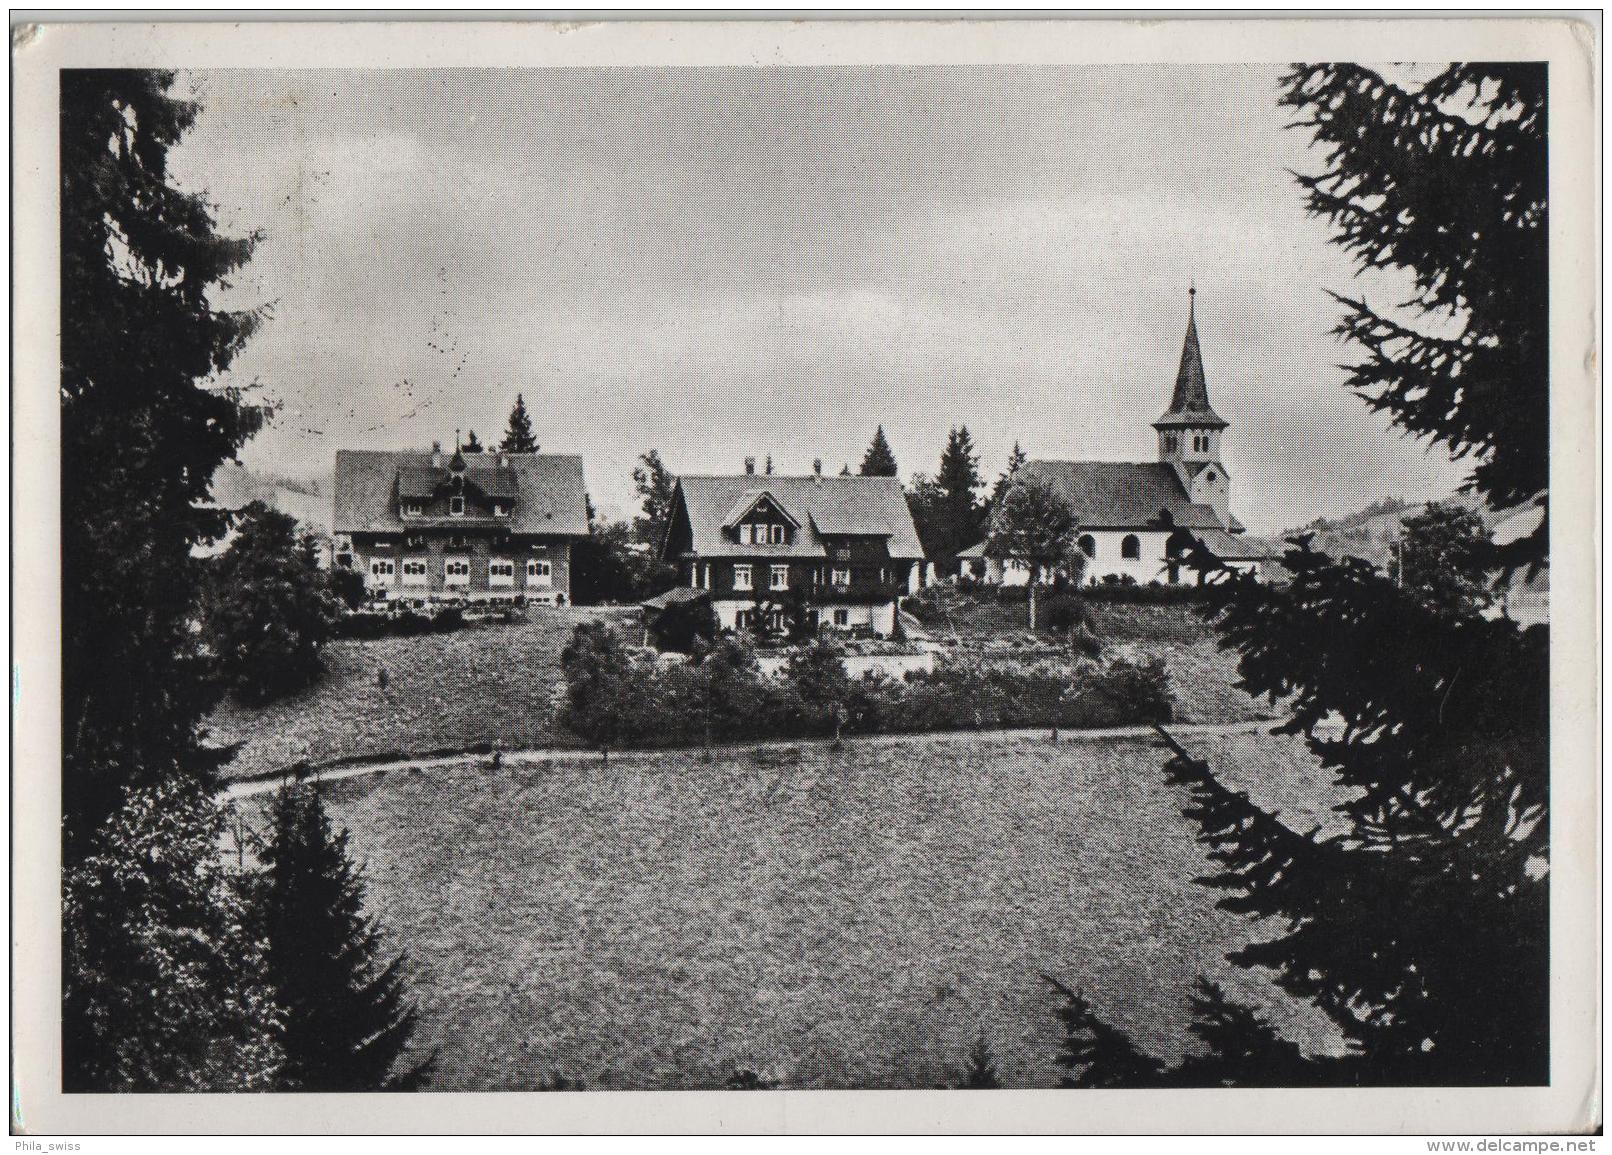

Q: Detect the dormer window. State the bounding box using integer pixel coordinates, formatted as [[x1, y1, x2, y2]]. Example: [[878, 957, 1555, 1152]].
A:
[[401, 500, 423, 518], [493, 502, 509, 518], [768, 524, 785, 545], [450, 496, 465, 517]]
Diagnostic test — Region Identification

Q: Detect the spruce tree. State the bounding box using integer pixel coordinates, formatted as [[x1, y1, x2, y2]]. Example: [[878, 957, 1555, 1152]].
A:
[[60, 69, 272, 1089], [261, 786, 433, 1091], [859, 425, 899, 477], [499, 392, 540, 453], [935, 426, 985, 566], [988, 440, 1028, 513], [1281, 63, 1547, 564], [1044, 975, 1165, 1088], [954, 1031, 1002, 1089], [462, 429, 484, 453], [1053, 63, 1549, 1088]]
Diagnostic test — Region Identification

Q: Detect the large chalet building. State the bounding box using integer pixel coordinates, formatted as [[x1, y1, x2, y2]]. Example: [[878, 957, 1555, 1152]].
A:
[[661, 461, 926, 636], [333, 443, 590, 604], [961, 290, 1267, 584]]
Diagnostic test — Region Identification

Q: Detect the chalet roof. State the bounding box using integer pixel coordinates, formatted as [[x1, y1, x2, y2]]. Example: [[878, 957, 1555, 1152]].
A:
[[672, 473, 925, 560], [1154, 289, 1228, 430], [333, 449, 589, 536], [1017, 459, 1226, 530]]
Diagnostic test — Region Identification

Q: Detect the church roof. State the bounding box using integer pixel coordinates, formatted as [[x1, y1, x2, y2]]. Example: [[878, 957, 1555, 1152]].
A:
[[1015, 460, 1226, 530], [1154, 288, 1228, 430]]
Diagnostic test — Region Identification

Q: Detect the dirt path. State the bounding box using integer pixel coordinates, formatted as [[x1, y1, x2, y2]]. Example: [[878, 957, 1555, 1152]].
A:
[[222, 718, 1287, 801]]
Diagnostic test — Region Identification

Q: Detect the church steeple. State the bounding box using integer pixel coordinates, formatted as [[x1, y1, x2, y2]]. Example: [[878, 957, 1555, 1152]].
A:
[[1154, 286, 1227, 431], [1154, 287, 1233, 528]]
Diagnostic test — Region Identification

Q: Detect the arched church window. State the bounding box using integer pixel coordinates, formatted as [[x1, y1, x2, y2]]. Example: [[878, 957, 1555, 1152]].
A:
[[1078, 534, 1097, 559], [1121, 534, 1141, 560]]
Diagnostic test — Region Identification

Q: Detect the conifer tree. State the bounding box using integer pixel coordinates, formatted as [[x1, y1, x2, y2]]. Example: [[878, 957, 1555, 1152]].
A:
[[1044, 975, 1165, 1088], [954, 1031, 1002, 1089], [1281, 63, 1548, 565], [261, 787, 433, 1091], [988, 440, 1028, 513], [499, 393, 540, 453], [60, 69, 271, 1089], [859, 425, 899, 477], [1053, 63, 1549, 1088], [462, 429, 484, 453], [935, 426, 985, 564], [1170, 980, 1322, 1088]]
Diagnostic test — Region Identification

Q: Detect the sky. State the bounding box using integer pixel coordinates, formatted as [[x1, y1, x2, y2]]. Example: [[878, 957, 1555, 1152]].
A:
[[171, 65, 1468, 533]]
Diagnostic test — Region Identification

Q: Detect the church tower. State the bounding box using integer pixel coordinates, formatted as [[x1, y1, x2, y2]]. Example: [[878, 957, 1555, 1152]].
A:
[[1154, 287, 1233, 527]]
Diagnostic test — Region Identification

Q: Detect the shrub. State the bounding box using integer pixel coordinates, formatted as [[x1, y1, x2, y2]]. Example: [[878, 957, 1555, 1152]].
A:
[[1039, 592, 1091, 636], [207, 502, 339, 705], [647, 595, 719, 653]]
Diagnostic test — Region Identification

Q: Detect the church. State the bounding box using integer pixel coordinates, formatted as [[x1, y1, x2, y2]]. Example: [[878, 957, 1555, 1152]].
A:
[[959, 290, 1268, 585]]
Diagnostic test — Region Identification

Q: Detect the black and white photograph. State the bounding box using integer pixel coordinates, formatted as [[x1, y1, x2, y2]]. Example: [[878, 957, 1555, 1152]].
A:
[[10, 16, 1599, 1137]]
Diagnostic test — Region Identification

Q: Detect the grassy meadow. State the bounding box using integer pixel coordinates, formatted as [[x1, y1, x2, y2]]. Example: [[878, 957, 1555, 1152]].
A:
[[242, 727, 1343, 1090]]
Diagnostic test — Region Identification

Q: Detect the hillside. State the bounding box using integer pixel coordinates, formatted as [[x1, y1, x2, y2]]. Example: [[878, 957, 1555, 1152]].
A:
[[1277, 492, 1494, 570]]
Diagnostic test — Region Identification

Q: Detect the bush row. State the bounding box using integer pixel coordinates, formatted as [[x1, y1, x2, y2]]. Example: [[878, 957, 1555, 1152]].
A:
[[332, 606, 467, 639], [558, 625, 1173, 751]]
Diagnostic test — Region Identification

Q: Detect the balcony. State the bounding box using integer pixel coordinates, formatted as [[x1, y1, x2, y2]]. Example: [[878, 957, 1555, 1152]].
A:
[[813, 579, 903, 604]]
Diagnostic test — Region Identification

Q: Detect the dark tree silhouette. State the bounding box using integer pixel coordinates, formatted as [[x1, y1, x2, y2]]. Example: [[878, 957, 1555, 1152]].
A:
[[1045, 975, 1165, 1088], [1053, 63, 1549, 1088], [462, 429, 484, 453], [261, 787, 434, 1091], [859, 425, 899, 477], [207, 502, 339, 704], [60, 69, 274, 1090], [499, 392, 540, 453], [1281, 63, 1548, 565]]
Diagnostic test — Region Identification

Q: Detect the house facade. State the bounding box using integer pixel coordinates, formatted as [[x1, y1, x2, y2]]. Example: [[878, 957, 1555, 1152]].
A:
[[961, 289, 1267, 585], [661, 462, 926, 637], [332, 444, 589, 605]]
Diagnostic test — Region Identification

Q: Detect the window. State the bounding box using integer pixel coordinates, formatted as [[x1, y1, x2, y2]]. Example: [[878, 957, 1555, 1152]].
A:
[[1165, 434, 1177, 454], [834, 547, 851, 561], [405, 533, 426, 549], [527, 559, 552, 587], [770, 564, 789, 591], [369, 558, 395, 580], [769, 524, 785, 545], [832, 608, 849, 627], [1121, 534, 1141, 560], [733, 564, 753, 591], [493, 502, 509, 518], [444, 558, 471, 586], [831, 567, 850, 587], [735, 609, 754, 630], [489, 559, 515, 587], [450, 496, 465, 516], [1078, 535, 1097, 559], [401, 500, 423, 518], [739, 525, 752, 545], [401, 558, 428, 585]]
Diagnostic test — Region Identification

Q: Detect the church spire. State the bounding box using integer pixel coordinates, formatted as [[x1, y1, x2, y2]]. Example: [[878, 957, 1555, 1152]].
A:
[[1154, 286, 1227, 430]]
